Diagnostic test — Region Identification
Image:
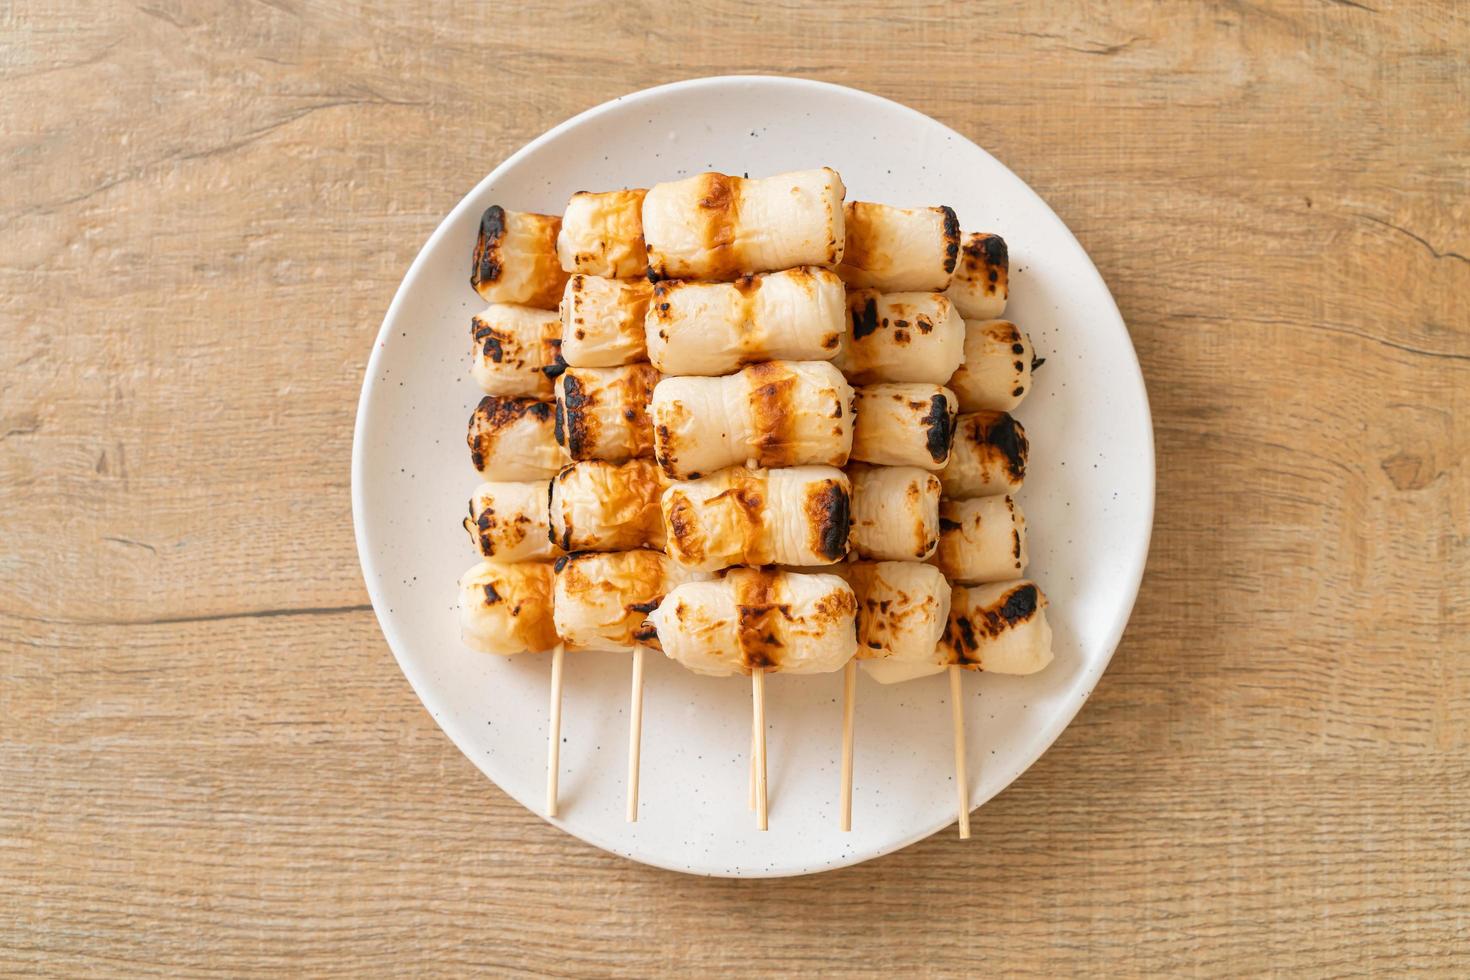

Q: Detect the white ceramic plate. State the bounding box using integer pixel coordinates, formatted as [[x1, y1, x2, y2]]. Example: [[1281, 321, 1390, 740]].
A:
[[352, 76, 1153, 877]]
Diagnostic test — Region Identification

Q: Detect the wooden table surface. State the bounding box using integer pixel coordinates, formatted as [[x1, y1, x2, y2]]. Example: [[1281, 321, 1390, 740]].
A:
[[4, 1, 1466, 975]]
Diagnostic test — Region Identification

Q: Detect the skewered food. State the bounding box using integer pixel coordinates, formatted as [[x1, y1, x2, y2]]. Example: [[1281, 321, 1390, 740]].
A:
[[838, 202, 959, 292], [464, 481, 557, 562], [835, 291, 966, 385], [645, 267, 845, 375], [935, 495, 1028, 584], [844, 561, 953, 684], [471, 206, 568, 310], [652, 361, 854, 479], [548, 458, 666, 552], [552, 550, 685, 653], [467, 395, 564, 481], [556, 189, 649, 278], [847, 464, 942, 561], [643, 168, 847, 280], [558, 275, 654, 367], [642, 569, 858, 676], [944, 232, 1008, 320], [850, 383, 958, 469], [457, 560, 559, 655], [661, 465, 850, 572], [940, 410, 1028, 498], [938, 580, 1053, 675], [554, 363, 660, 462], [948, 319, 1033, 412], [470, 304, 564, 398]]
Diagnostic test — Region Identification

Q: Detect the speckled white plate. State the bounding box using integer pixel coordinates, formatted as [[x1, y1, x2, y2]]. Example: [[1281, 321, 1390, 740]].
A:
[[352, 76, 1153, 877]]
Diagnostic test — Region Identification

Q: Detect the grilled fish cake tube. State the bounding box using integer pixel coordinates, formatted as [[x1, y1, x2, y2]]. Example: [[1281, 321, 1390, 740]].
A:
[[847, 464, 942, 561], [471, 206, 568, 310], [470, 304, 563, 399], [551, 550, 686, 653], [938, 580, 1052, 675], [850, 383, 958, 470], [553, 363, 660, 462], [645, 267, 845, 376], [836, 291, 966, 385], [556, 189, 648, 278], [944, 232, 1008, 320], [651, 361, 854, 480], [948, 319, 1034, 413], [844, 561, 953, 684], [838, 201, 960, 292], [457, 560, 559, 655], [940, 410, 1028, 498], [548, 459, 666, 552], [464, 481, 557, 562], [642, 569, 857, 676], [661, 465, 850, 572], [642, 168, 847, 280], [558, 275, 653, 368], [467, 395, 564, 481], [935, 495, 1028, 584]]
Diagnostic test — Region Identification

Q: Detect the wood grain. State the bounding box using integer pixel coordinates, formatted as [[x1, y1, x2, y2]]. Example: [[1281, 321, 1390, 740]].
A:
[[2, 0, 1466, 974]]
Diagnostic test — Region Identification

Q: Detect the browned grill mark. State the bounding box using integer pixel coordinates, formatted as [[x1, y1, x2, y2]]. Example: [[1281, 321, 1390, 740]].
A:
[[694, 172, 742, 280], [733, 568, 783, 670], [745, 362, 799, 466]]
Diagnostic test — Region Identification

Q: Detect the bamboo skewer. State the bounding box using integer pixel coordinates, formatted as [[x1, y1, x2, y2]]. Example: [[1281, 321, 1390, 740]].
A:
[[626, 645, 646, 822], [753, 667, 768, 831], [748, 725, 757, 811], [949, 665, 970, 839], [839, 659, 857, 831], [547, 643, 566, 817]]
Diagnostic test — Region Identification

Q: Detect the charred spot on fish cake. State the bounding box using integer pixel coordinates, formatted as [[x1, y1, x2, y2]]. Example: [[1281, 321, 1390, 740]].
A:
[[471, 205, 507, 292], [939, 206, 960, 273], [922, 394, 954, 463], [805, 480, 851, 561]]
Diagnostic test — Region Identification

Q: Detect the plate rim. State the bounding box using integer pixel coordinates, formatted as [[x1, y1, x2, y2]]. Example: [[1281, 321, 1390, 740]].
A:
[[351, 74, 1156, 877]]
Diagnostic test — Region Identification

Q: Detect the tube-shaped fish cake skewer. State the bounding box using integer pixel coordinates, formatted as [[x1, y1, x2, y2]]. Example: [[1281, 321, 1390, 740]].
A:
[[661, 465, 850, 572], [836, 291, 966, 385], [947, 319, 1034, 413], [651, 361, 854, 480], [642, 168, 847, 281], [558, 275, 653, 368], [935, 495, 1028, 584], [554, 364, 660, 462], [645, 267, 846, 376], [843, 561, 953, 684], [470, 304, 564, 399], [838, 202, 960, 292], [944, 233, 1008, 321], [850, 383, 958, 470], [847, 464, 942, 561], [552, 550, 687, 653], [464, 481, 558, 562], [471, 206, 569, 310], [457, 560, 560, 655], [938, 581, 1053, 675], [641, 569, 858, 676], [468, 395, 565, 481], [556, 189, 648, 278], [548, 459, 666, 552], [940, 410, 1028, 498]]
